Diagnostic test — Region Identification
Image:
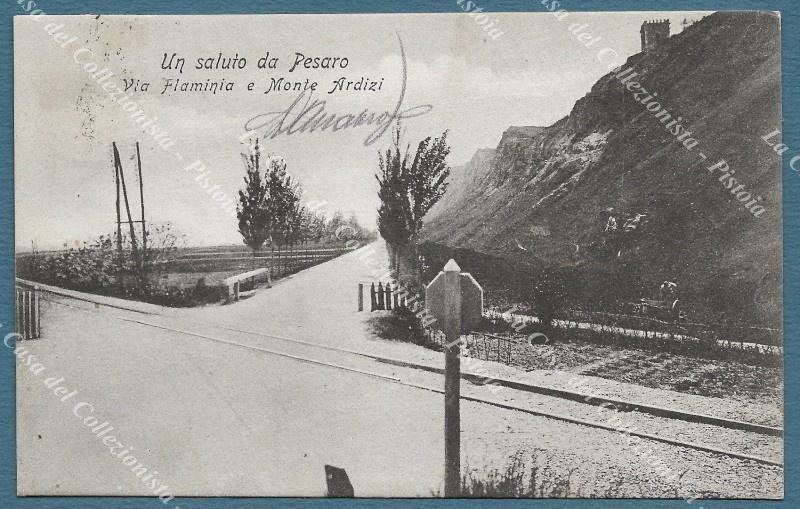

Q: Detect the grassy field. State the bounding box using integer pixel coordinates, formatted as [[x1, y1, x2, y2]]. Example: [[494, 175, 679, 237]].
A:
[[152, 245, 351, 284], [15, 243, 355, 306]]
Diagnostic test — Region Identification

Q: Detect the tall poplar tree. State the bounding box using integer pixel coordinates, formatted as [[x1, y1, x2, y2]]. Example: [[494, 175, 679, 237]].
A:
[[376, 125, 451, 270], [237, 140, 271, 256]]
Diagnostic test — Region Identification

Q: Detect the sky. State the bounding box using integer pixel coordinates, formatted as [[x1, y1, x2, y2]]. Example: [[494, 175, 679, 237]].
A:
[[14, 10, 710, 250]]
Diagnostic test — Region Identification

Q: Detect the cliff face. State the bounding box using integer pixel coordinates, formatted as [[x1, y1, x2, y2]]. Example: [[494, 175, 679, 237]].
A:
[[427, 147, 496, 221], [420, 12, 782, 325]]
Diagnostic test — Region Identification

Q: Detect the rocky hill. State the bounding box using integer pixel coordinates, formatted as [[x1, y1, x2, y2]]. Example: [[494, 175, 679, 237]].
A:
[[420, 12, 782, 326]]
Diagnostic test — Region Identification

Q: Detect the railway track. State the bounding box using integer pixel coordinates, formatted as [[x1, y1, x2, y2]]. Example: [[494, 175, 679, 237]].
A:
[[40, 291, 784, 468]]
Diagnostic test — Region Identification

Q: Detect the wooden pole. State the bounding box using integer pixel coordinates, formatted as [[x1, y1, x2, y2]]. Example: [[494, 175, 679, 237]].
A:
[[114, 145, 123, 256], [113, 143, 139, 263], [358, 283, 364, 312], [34, 285, 40, 339], [15, 289, 20, 336], [24, 290, 30, 340], [443, 259, 462, 497], [135, 142, 147, 260]]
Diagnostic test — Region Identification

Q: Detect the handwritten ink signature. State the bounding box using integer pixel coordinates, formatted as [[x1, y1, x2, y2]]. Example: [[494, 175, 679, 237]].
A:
[[244, 33, 433, 146]]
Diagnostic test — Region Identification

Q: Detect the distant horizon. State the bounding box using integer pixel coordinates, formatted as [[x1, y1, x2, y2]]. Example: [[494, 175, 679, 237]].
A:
[[14, 235, 380, 254]]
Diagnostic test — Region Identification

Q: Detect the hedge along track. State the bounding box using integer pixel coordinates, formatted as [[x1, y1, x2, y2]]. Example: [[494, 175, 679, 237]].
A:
[[42, 294, 783, 468]]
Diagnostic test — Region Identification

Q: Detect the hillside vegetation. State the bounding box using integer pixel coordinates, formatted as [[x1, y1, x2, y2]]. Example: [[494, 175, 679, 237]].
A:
[[421, 12, 781, 326]]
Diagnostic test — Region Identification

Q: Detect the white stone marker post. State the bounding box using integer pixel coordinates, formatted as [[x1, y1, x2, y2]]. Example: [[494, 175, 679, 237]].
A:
[[443, 260, 462, 497], [426, 259, 483, 498]]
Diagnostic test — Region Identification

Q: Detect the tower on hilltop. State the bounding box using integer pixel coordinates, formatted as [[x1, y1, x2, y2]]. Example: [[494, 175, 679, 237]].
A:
[[641, 19, 670, 52]]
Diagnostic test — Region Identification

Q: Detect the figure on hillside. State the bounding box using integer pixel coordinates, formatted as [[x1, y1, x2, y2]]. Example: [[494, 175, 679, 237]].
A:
[[660, 280, 678, 301]]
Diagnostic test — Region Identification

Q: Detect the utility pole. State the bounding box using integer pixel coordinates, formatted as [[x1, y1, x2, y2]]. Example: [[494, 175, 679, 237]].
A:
[[114, 146, 123, 256], [135, 142, 147, 267], [113, 142, 139, 267]]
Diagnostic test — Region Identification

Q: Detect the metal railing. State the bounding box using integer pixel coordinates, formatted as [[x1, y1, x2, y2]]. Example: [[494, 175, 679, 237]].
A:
[[425, 328, 516, 364]]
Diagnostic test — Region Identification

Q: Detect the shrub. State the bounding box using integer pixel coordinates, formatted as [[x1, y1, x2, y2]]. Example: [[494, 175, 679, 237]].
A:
[[524, 271, 569, 334], [366, 302, 443, 350], [26, 235, 132, 292], [138, 283, 226, 307], [15, 226, 223, 307]]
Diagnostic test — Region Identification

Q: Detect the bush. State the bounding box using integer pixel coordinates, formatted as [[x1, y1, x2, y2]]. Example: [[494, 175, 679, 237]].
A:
[[366, 303, 443, 350], [138, 283, 226, 307], [14, 227, 228, 307], [23, 236, 131, 291], [523, 272, 568, 333]]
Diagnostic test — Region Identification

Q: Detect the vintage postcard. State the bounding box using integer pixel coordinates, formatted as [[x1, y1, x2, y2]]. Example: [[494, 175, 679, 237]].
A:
[[11, 9, 782, 501]]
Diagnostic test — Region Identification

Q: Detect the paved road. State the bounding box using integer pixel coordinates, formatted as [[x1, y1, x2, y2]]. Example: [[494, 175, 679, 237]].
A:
[[14, 242, 783, 498]]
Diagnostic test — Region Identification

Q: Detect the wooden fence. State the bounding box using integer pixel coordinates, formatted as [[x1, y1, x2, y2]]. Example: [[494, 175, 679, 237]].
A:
[[224, 268, 272, 303], [152, 245, 356, 277], [15, 284, 41, 340], [360, 282, 410, 312]]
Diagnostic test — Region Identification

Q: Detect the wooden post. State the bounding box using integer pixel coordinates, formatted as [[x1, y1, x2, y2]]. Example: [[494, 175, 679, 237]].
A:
[[135, 142, 147, 270], [23, 290, 30, 340], [113, 142, 140, 265], [358, 283, 364, 312], [15, 289, 20, 336], [114, 146, 123, 256], [377, 282, 385, 310], [443, 259, 462, 497], [33, 286, 40, 339], [385, 284, 393, 310], [28, 289, 34, 340], [370, 283, 377, 311]]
